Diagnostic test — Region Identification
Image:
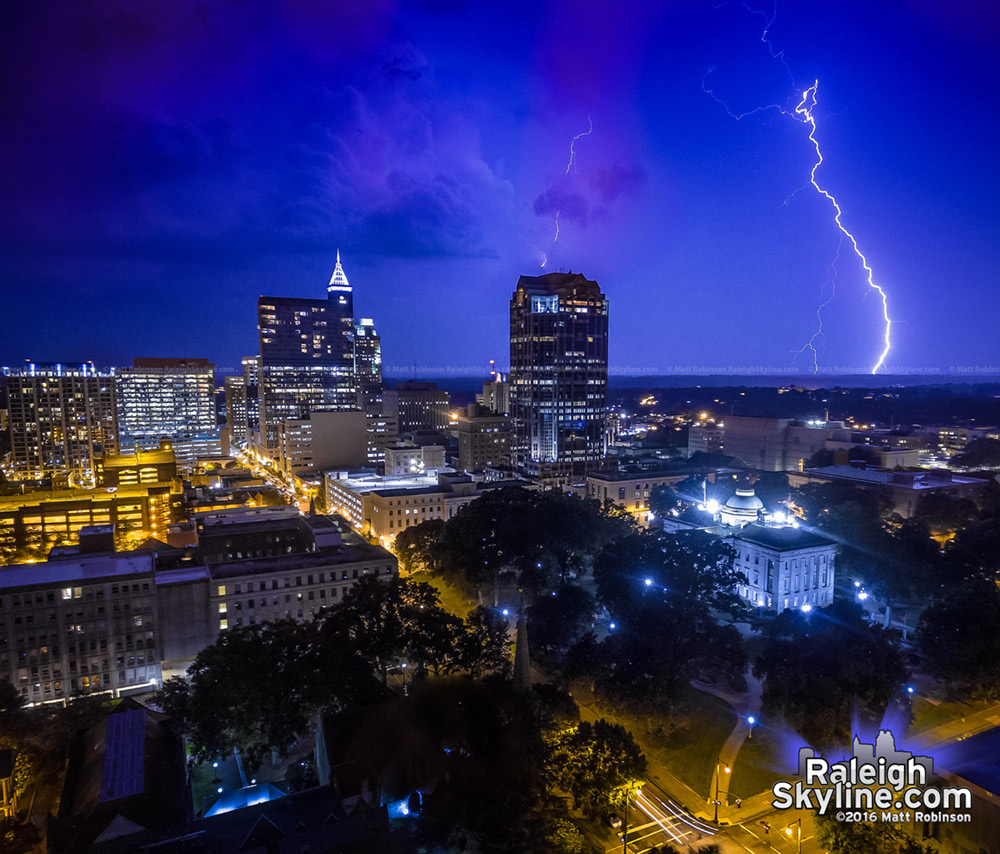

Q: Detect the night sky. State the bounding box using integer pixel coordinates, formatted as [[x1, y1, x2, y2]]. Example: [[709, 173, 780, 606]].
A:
[[1, 1, 997, 378]]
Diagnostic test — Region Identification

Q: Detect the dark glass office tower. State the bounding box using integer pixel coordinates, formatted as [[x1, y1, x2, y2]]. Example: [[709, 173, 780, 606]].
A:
[[509, 272, 609, 481], [257, 253, 357, 450]]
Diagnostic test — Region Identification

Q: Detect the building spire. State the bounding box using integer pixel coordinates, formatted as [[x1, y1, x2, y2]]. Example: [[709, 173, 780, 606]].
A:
[[328, 249, 351, 293]]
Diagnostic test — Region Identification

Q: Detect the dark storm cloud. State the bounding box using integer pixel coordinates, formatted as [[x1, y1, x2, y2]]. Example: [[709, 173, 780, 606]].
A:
[[0, 1, 511, 264], [533, 186, 589, 227], [589, 163, 647, 203]]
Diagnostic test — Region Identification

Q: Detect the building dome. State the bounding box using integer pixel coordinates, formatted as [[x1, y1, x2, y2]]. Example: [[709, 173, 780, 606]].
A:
[[719, 484, 764, 527]]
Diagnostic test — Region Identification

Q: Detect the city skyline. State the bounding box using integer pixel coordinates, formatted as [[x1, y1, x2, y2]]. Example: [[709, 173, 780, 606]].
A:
[[1, 2, 998, 375]]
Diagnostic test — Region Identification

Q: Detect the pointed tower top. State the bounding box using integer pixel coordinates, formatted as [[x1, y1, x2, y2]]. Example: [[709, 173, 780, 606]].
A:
[[328, 249, 351, 293]]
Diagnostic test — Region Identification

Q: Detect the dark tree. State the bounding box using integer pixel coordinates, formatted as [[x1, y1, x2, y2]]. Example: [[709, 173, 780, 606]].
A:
[[459, 606, 512, 678], [599, 601, 746, 708], [158, 619, 363, 769], [527, 585, 595, 659], [321, 574, 405, 684], [594, 530, 743, 616], [918, 579, 1000, 700], [755, 600, 907, 748], [946, 517, 1000, 581], [951, 438, 1000, 470], [913, 492, 979, 537]]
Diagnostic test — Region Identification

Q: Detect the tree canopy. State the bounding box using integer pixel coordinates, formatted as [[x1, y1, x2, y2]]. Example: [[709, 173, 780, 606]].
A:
[[918, 579, 1000, 700], [754, 600, 907, 748], [544, 718, 646, 819]]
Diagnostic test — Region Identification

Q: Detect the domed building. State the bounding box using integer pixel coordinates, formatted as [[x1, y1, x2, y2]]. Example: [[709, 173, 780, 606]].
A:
[[719, 482, 765, 527]]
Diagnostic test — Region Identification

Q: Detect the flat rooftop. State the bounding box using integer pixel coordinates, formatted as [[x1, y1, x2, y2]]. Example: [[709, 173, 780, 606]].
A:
[[733, 524, 836, 551], [804, 465, 988, 489], [0, 554, 155, 590], [207, 542, 394, 579]]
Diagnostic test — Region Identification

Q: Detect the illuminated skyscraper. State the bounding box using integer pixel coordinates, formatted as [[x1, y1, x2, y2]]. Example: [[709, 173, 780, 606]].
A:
[[352, 318, 383, 407], [224, 356, 260, 448], [509, 272, 609, 480], [117, 358, 216, 448], [257, 252, 357, 450], [3, 364, 118, 478]]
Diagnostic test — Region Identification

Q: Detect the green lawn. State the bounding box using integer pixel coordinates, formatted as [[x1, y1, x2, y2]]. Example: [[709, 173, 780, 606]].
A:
[[423, 573, 478, 619], [592, 687, 736, 798], [728, 726, 790, 800]]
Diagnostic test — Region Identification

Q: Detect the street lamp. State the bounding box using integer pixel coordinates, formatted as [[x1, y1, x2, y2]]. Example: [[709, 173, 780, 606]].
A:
[[713, 760, 731, 823], [747, 715, 756, 739], [400, 662, 408, 695], [622, 785, 642, 853], [785, 817, 802, 854]]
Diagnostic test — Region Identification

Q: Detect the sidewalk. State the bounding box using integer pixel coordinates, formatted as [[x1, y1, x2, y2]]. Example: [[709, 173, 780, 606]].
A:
[[910, 701, 1000, 749], [696, 667, 763, 809]]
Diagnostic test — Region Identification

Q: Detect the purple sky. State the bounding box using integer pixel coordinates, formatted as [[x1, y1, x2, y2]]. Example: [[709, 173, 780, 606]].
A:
[[1, 1, 998, 377]]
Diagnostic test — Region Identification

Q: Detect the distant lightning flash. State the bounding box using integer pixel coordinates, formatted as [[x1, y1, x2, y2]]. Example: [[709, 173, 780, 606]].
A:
[[565, 115, 593, 174], [797, 234, 843, 373], [795, 81, 893, 374], [553, 211, 560, 242]]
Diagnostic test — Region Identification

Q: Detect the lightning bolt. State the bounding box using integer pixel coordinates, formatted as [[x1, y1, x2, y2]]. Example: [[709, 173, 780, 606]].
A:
[[705, 3, 895, 375], [797, 234, 842, 373], [553, 211, 560, 242], [566, 115, 593, 174], [795, 81, 892, 374]]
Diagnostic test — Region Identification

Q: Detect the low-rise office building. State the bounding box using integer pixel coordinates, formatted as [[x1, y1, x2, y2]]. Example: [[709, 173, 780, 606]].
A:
[[0, 483, 181, 562], [586, 470, 707, 527], [457, 405, 510, 473], [2, 509, 398, 695], [325, 469, 531, 546], [788, 464, 990, 517], [0, 554, 161, 704]]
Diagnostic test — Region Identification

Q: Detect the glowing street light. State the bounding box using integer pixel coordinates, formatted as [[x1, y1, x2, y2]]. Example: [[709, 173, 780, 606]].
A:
[[643, 577, 653, 588], [785, 817, 803, 854], [747, 715, 756, 739], [800, 603, 812, 613], [714, 760, 731, 822], [622, 784, 643, 854]]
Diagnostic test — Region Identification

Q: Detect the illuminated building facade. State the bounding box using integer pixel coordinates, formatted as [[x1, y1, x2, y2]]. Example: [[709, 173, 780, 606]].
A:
[[477, 375, 510, 415], [0, 484, 180, 562], [0, 554, 161, 704], [224, 356, 261, 448], [509, 272, 609, 480], [586, 471, 694, 527], [3, 364, 118, 478], [353, 318, 383, 407], [116, 358, 216, 448], [95, 440, 178, 487], [257, 254, 357, 450]]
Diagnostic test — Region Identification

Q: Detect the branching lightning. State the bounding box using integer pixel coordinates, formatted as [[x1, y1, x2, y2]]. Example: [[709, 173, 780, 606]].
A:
[[705, 3, 895, 374], [565, 115, 593, 174], [797, 234, 842, 373], [795, 81, 892, 374]]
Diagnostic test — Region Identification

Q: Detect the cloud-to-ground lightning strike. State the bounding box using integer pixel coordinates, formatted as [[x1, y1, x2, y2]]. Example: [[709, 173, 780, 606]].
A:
[[797, 234, 842, 373], [565, 115, 593, 174], [705, 3, 895, 374], [795, 81, 893, 374]]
